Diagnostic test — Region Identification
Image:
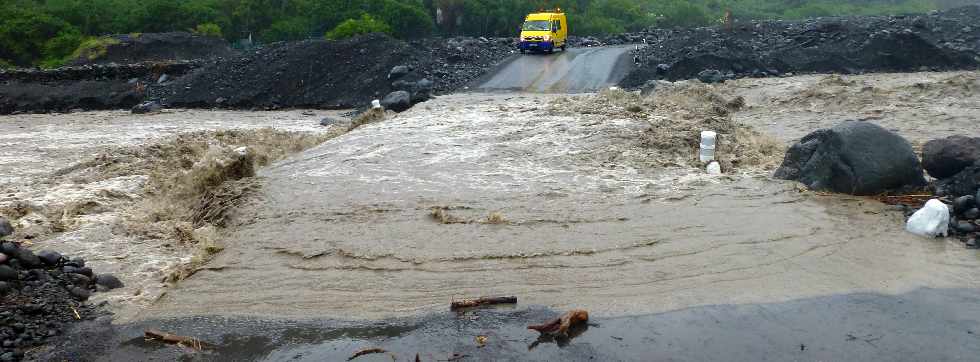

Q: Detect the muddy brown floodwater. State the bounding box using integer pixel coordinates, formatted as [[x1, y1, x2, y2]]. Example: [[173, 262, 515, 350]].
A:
[[0, 108, 344, 320], [144, 72, 980, 322], [6, 71, 980, 361]]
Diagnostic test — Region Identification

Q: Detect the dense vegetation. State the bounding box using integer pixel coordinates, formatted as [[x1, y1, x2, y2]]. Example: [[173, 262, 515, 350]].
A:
[[0, 0, 940, 68]]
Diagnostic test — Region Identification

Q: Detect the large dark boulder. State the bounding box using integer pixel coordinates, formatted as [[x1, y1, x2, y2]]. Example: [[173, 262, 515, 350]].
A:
[[774, 120, 926, 195], [921, 135, 980, 179], [380, 91, 411, 112]]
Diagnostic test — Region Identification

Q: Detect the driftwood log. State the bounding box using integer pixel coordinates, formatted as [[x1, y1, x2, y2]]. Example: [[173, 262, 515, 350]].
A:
[[527, 309, 589, 336], [144, 329, 207, 349], [450, 296, 517, 310], [348, 347, 393, 361]]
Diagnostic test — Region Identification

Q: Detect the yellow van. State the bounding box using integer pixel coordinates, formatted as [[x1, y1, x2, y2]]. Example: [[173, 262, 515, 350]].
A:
[[518, 10, 567, 54]]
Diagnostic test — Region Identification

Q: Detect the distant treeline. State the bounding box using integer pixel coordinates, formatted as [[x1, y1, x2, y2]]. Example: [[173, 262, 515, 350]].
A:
[[1, 0, 938, 68]]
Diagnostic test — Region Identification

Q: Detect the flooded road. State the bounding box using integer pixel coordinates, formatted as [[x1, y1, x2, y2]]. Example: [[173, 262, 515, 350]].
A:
[[6, 71, 980, 360], [475, 46, 634, 92], [145, 87, 980, 321]]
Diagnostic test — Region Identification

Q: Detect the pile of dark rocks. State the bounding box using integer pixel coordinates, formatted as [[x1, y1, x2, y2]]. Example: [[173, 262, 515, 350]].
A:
[[921, 136, 980, 247], [0, 61, 200, 115], [410, 36, 516, 95], [0, 217, 121, 361], [157, 33, 515, 111], [621, 5, 980, 86]]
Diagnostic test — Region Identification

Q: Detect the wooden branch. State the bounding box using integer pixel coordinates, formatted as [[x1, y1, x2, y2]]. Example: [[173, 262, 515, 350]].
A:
[[348, 347, 394, 361], [144, 329, 207, 350], [450, 296, 517, 310], [528, 309, 589, 336]]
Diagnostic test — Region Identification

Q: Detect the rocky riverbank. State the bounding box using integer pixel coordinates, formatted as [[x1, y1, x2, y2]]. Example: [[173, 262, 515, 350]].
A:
[[0, 220, 121, 362]]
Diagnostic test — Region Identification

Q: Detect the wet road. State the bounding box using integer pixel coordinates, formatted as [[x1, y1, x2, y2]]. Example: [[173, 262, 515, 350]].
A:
[[475, 46, 634, 92], [46, 288, 980, 361]]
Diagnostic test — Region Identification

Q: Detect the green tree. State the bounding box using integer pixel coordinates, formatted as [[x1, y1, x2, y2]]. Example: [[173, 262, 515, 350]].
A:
[[375, 0, 435, 38], [325, 14, 393, 40], [262, 17, 311, 41], [0, 6, 81, 66], [193, 23, 224, 38]]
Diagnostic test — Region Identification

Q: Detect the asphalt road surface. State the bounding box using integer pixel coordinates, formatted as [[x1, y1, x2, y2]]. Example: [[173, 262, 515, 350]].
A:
[[475, 46, 635, 93]]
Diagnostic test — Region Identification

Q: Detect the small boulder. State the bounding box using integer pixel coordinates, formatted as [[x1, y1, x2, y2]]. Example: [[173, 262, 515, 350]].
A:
[[319, 117, 341, 127], [0, 265, 16, 281], [936, 165, 980, 197], [388, 65, 410, 80], [95, 274, 124, 290], [63, 265, 93, 277], [131, 101, 162, 114], [380, 91, 412, 112], [697, 69, 727, 84], [0, 217, 11, 238], [955, 221, 977, 233], [0, 241, 15, 255], [14, 249, 41, 268], [953, 195, 976, 214], [66, 257, 85, 268], [963, 208, 980, 220], [0, 253, 6, 264], [69, 286, 90, 301], [921, 135, 980, 179], [774, 121, 926, 195], [0, 281, 10, 295], [36, 250, 61, 266], [411, 78, 434, 103], [67, 273, 91, 287]]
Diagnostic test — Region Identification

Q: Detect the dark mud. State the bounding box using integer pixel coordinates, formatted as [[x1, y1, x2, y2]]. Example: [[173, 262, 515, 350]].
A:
[[40, 288, 980, 361], [622, 6, 980, 86], [70, 32, 236, 66]]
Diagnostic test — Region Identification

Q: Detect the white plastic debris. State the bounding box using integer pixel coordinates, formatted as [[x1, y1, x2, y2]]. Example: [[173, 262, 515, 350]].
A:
[[608, 86, 619, 91], [234, 146, 248, 156], [699, 130, 717, 162], [706, 161, 722, 175], [906, 199, 950, 237], [371, 99, 381, 109]]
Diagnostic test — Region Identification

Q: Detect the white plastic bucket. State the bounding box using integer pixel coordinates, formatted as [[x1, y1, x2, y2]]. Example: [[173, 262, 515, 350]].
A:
[[371, 99, 381, 109], [699, 130, 717, 162]]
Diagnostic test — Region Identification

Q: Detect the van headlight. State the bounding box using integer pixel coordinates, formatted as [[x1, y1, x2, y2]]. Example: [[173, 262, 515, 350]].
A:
[[543, 35, 551, 41]]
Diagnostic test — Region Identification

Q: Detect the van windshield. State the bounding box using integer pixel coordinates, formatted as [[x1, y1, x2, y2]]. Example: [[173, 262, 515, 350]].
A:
[[522, 20, 550, 31]]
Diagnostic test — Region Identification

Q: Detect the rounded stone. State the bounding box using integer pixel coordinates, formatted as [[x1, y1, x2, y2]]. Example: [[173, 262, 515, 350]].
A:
[[69, 287, 90, 301], [953, 195, 975, 213], [36, 250, 61, 266], [0, 265, 17, 281], [94, 274, 124, 290]]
